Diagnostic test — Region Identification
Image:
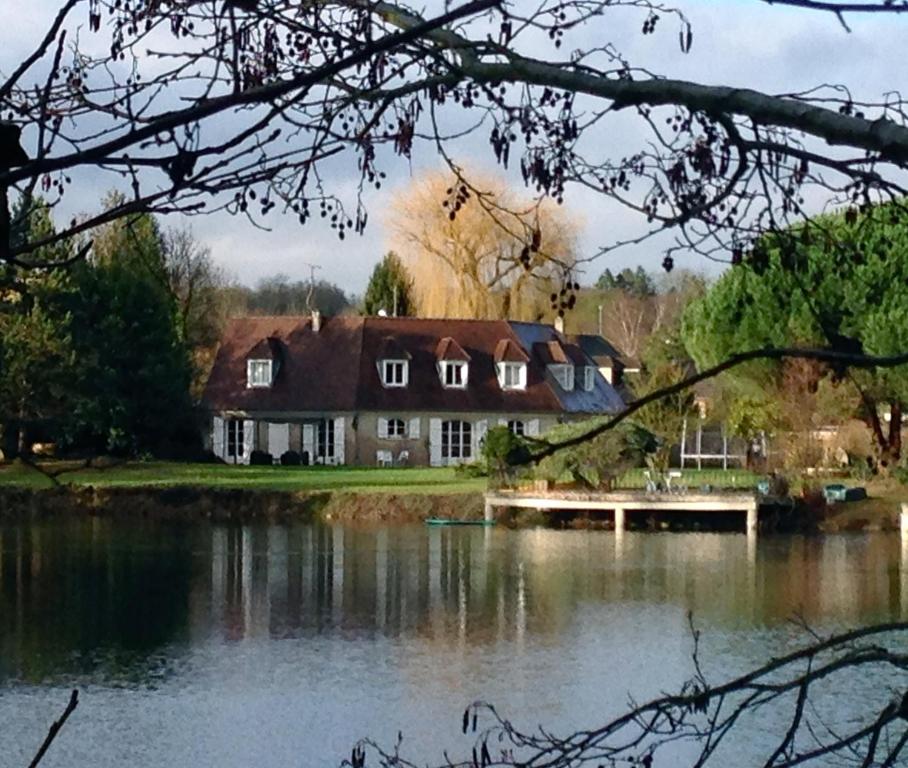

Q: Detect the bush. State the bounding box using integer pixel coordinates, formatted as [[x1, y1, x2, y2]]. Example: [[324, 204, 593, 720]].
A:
[[536, 419, 651, 489], [479, 426, 533, 485], [249, 450, 273, 466], [280, 450, 301, 466]]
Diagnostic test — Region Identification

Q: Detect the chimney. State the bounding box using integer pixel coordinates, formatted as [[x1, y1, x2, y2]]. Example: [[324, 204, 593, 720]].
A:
[[554, 315, 565, 335], [311, 310, 321, 333]]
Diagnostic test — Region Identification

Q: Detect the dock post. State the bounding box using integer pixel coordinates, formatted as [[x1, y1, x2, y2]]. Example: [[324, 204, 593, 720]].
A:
[[484, 497, 494, 523], [614, 507, 625, 532], [746, 503, 758, 536]]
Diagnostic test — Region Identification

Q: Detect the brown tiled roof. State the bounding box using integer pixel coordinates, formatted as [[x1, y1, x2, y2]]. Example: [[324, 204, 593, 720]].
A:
[[356, 317, 562, 413], [203, 315, 624, 416], [247, 336, 285, 361], [202, 315, 364, 412], [376, 336, 411, 360], [562, 342, 589, 366], [533, 340, 569, 365], [435, 336, 471, 362], [494, 338, 529, 363]]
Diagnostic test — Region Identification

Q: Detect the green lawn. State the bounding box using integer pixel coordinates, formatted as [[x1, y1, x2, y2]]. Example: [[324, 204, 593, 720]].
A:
[[614, 467, 762, 490], [0, 461, 487, 495]]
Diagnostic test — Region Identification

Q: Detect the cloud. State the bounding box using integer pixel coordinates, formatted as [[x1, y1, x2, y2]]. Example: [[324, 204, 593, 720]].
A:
[[7, 0, 907, 291]]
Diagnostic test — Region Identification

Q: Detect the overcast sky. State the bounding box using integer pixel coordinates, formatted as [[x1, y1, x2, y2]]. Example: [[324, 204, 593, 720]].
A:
[[5, 1, 907, 293]]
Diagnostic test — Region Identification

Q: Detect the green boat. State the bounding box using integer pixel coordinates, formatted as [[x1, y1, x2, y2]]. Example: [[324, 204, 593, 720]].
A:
[[424, 518, 496, 526]]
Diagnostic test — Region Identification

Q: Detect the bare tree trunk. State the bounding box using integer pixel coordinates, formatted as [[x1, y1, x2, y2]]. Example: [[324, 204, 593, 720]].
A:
[[888, 400, 902, 462]]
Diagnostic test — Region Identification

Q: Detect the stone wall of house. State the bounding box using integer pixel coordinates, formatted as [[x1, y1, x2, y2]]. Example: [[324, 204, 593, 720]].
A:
[[353, 411, 560, 467], [208, 410, 561, 467]]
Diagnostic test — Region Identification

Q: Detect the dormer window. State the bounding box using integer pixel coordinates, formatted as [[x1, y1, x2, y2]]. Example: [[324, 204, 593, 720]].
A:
[[436, 337, 471, 390], [247, 359, 273, 388], [497, 362, 527, 390], [440, 360, 468, 389], [550, 364, 574, 391], [583, 366, 596, 392], [381, 359, 408, 387]]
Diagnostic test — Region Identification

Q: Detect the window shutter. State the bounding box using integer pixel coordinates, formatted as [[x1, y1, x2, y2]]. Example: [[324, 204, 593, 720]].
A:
[[429, 418, 442, 467], [333, 417, 345, 465], [242, 419, 255, 464], [268, 423, 290, 458], [408, 417, 420, 439], [302, 424, 315, 463], [377, 417, 388, 439], [526, 419, 540, 437], [212, 416, 225, 459], [472, 419, 488, 459], [498, 418, 508, 428]]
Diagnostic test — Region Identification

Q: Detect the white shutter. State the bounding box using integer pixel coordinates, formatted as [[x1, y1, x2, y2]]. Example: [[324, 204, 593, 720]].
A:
[[498, 418, 508, 428], [377, 417, 388, 439], [472, 419, 488, 459], [212, 416, 225, 460], [408, 417, 420, 439], [429, 418, 442, 467], [242, 419, 254, 464], [302, 424, 315, 464], [526, 419, 540, 437], [333, 417, 345, 465], [268, 423, 290, 459]]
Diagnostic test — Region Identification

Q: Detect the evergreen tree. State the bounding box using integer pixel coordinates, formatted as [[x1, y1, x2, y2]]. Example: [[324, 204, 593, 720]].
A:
[[363, 252, 414, 316], [682, 204, 908, 467], [62, 203, 196, 457], [0, 197, 76, 457], [595, 266, 655, 296]]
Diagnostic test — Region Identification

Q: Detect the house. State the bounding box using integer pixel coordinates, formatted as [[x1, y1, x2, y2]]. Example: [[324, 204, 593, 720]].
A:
[[201, 313, 626, 466]]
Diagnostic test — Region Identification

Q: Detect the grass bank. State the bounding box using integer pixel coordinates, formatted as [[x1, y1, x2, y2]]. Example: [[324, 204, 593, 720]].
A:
[[0, 461, 486, 494]]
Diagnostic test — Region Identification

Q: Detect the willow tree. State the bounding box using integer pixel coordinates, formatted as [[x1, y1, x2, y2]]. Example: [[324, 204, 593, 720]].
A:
[[387, 171, 579, 320]]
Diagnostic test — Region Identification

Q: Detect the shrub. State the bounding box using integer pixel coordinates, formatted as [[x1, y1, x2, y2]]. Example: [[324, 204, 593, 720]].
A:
[[479, 426, 533, 486], [536, 419, 651, 489], [249, 450, 273, 466], [280, 450, 301, 466]]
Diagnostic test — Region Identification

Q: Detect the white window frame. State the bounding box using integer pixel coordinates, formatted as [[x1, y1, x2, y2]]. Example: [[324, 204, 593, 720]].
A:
[[497, 362, 527, 390], [441, 420, 472, 461], [226, 419, 244, 459], [440, 361, 468, 389], [247, 359, 273, 388], [376, 449, 393, 467], [387, 418, 405, 438], [550, 364, 574, 391], [507, 420, 525, 437], [316, 418, 335, 461], [583, 366, 596, 392], [381, 359, 408, 388]]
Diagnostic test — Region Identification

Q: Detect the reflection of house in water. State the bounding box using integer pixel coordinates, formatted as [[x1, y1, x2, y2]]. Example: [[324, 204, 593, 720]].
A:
[[203, 525, 541, 645], [196, 525, 908, 646], [3, 521, 908, 683]]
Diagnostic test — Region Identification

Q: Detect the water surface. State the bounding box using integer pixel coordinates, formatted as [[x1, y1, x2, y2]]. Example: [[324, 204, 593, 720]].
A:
[[1, 520, 906, 767]]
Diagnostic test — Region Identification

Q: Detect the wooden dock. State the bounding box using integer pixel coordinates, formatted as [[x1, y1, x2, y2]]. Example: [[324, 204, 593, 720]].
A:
[[483, 490, 760, 534]]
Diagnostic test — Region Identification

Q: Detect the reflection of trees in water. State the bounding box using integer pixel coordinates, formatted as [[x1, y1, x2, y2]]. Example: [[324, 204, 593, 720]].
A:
[[204, 526, 908, 644], [1, 522, 907, 682], [0, 520, 195, 682]]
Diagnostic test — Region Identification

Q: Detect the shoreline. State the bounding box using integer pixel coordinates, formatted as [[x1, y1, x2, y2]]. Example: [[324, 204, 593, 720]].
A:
[[0, 485, 487, 524], [0, 484, 902, 532]]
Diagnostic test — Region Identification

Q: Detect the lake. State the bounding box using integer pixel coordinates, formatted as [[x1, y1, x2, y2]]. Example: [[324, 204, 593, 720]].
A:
[[1, 519, 906, 767]]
